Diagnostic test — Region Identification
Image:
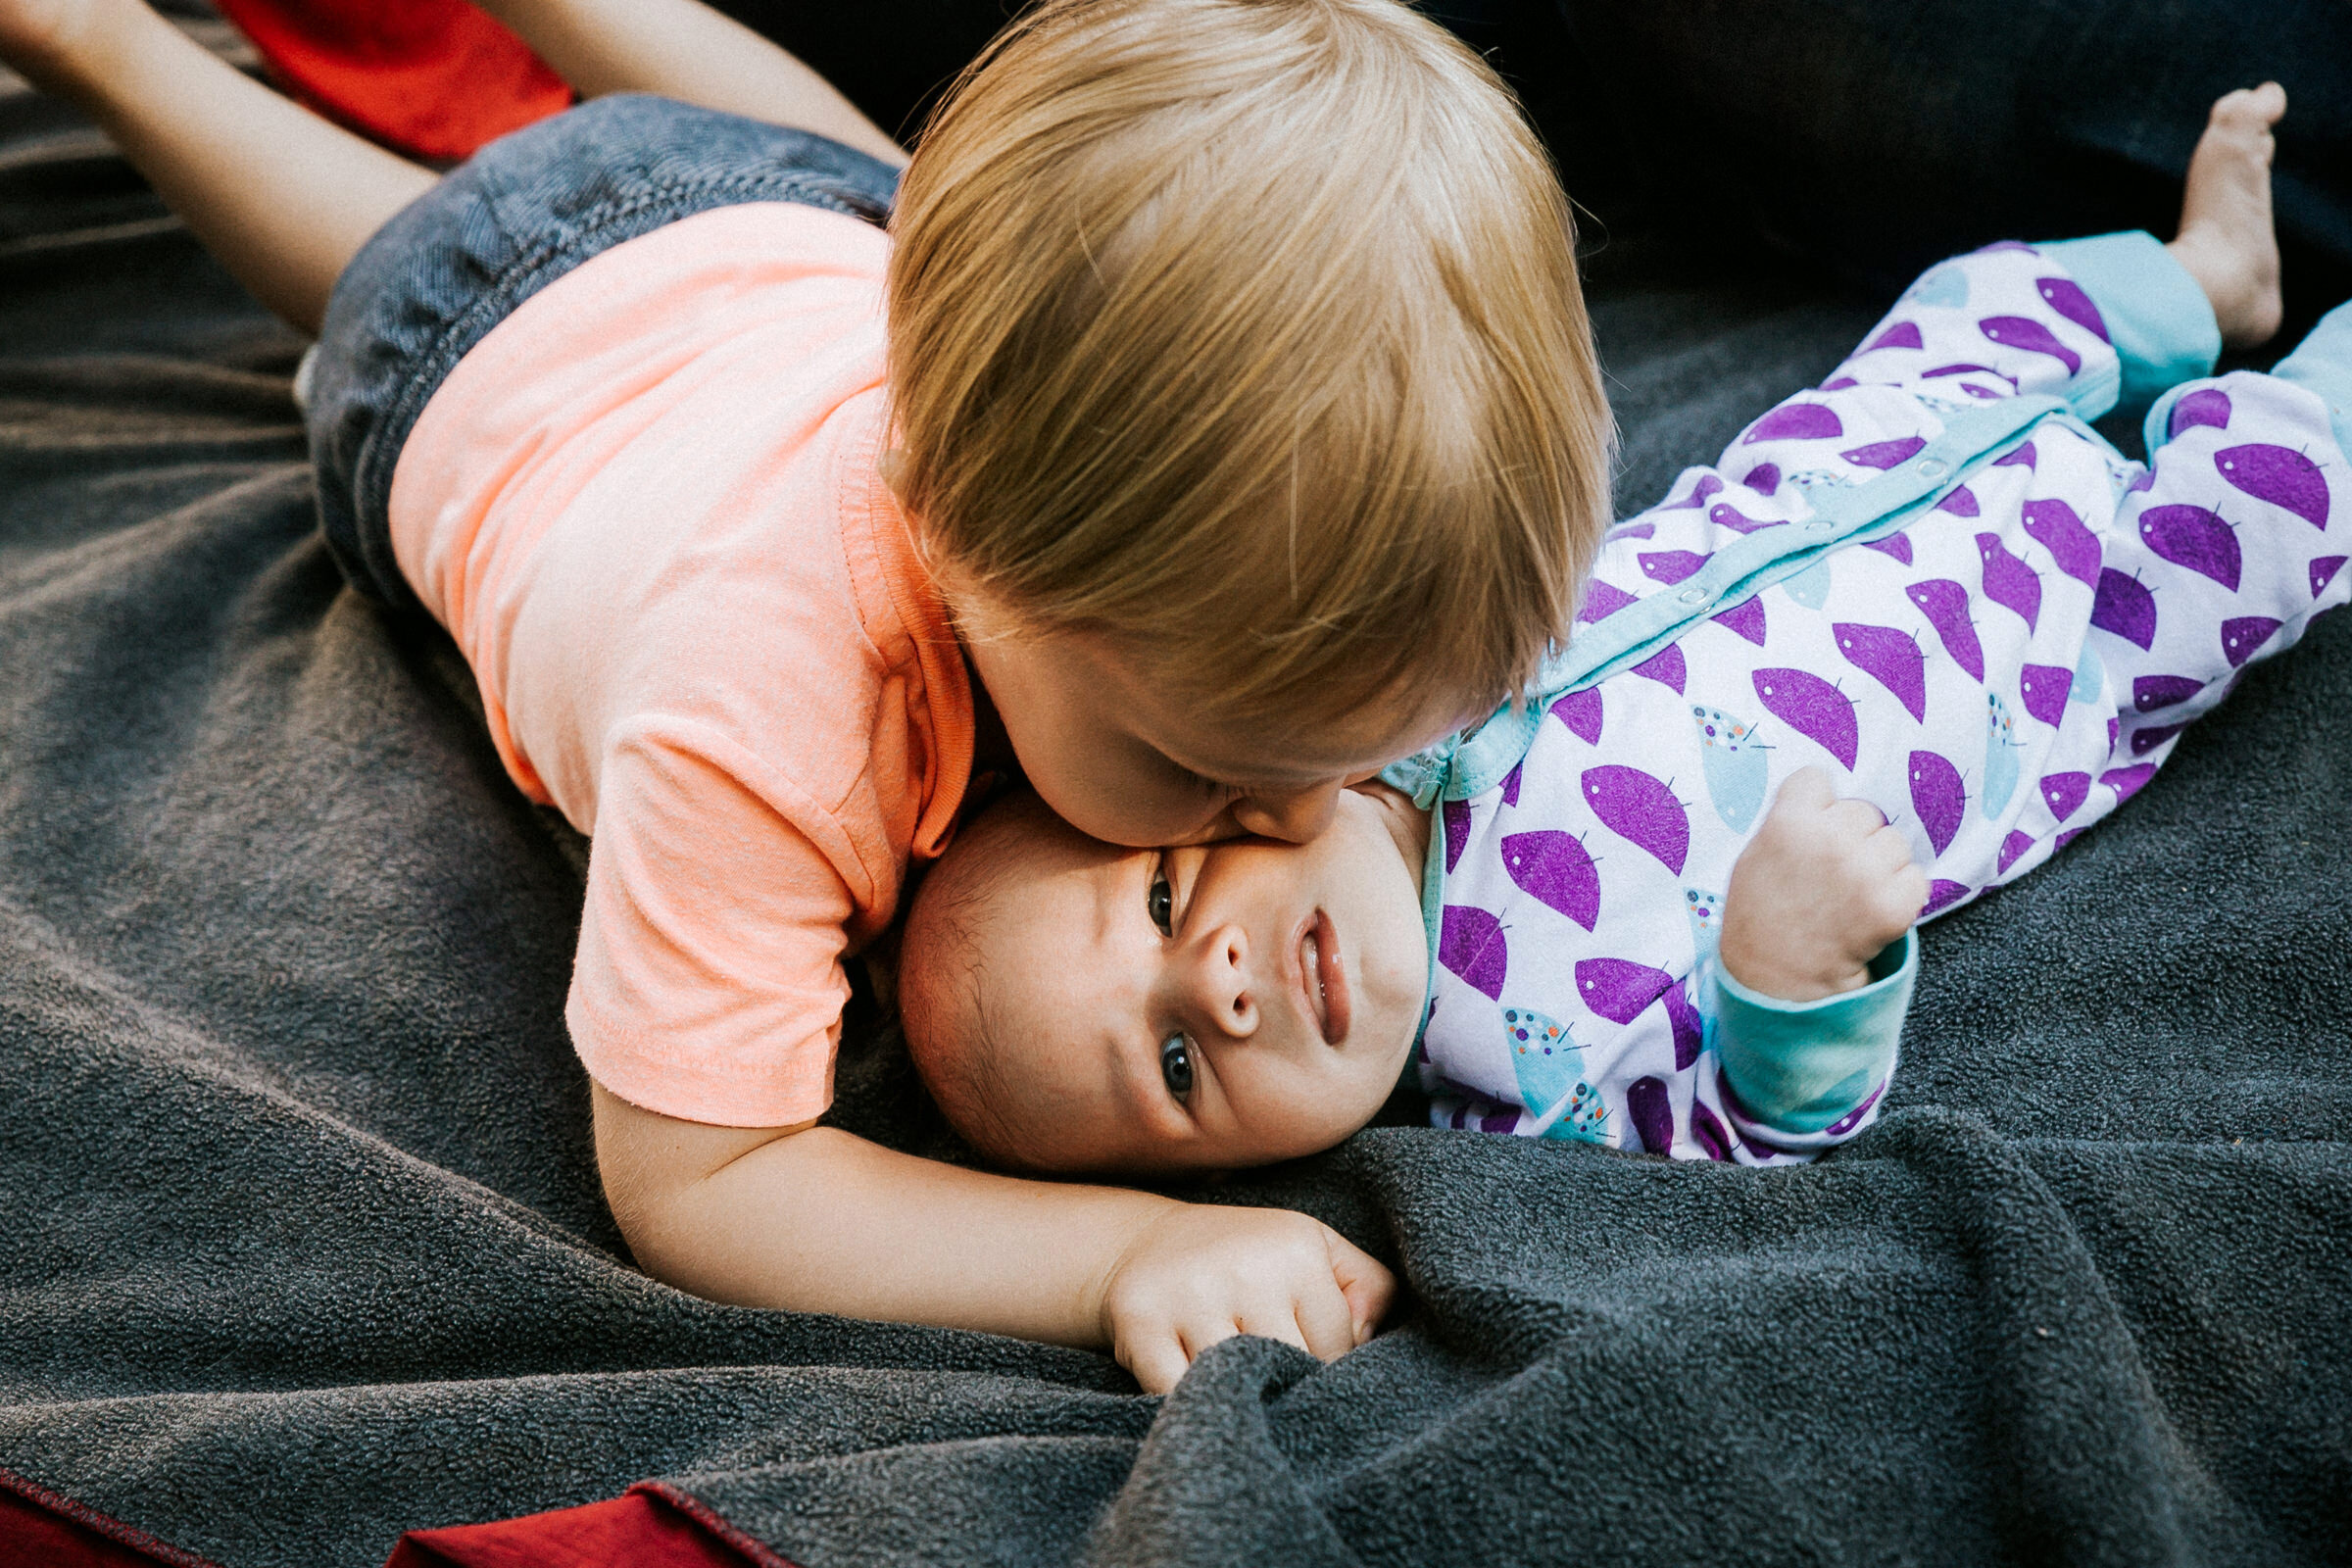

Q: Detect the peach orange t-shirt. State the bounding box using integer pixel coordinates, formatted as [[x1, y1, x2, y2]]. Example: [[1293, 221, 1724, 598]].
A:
[[388, 201, 973, 1128]]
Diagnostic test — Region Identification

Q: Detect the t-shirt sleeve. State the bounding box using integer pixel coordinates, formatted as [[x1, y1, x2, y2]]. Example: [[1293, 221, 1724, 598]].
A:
[[566, 718, 870, 1129]]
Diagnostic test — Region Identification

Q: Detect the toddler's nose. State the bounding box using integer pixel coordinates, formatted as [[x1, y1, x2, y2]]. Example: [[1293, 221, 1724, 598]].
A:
[[1231, 781, 1341, 843]]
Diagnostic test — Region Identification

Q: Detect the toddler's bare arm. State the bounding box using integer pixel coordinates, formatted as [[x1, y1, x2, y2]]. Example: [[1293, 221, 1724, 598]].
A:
[[592, 1084, 1394, 1394], [1718, 766, 1927, 1002], [472, 0, 906, 166]]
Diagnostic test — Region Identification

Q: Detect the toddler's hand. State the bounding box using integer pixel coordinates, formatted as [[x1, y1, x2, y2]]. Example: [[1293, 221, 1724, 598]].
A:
[[1097, 1201, 1394, 1395], [1718, 766, 1927, 1004]]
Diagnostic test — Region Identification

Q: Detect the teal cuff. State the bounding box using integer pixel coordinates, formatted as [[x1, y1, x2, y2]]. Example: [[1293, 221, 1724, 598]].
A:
[[2271, 300, 2352, 464], [2038, 231, 2221, 416], [1707, 929, 1916, 1136]]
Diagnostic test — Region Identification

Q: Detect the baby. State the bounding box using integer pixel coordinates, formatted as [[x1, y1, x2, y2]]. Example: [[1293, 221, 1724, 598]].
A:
[[904, 85, 2352, 1174]]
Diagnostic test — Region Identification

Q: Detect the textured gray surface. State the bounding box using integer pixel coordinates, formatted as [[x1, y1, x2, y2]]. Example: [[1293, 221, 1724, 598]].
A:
[[2, 56, 2349, 1568]]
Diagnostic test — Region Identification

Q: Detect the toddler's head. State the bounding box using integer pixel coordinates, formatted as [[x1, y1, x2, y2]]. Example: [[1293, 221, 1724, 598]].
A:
[[886, 0, 1613, 849], [899, 788, 1431, 1174]]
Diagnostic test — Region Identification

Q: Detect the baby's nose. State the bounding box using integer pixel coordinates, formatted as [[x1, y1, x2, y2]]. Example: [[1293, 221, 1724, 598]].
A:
[[1188, 925, 1258, 1038]]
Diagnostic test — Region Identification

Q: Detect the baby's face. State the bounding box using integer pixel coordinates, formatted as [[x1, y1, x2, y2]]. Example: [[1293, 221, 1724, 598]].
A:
[[916, 787, 1431, 1174]]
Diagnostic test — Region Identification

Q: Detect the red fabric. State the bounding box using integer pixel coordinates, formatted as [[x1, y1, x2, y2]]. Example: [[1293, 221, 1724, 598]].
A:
[[386, 1490, 780, 1568], [211, 0, 572, 162], [0, 1468, 223, 1568]]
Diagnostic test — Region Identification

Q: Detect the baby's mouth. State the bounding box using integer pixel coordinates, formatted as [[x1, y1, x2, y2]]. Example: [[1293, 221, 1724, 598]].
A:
[[1298, 909, 1352, 1046]]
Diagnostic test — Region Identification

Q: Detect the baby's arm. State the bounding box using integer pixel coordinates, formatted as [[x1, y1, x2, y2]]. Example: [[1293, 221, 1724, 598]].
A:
[[1709, 768, 1925, 1146], [592, 1086, 1393, 1395]]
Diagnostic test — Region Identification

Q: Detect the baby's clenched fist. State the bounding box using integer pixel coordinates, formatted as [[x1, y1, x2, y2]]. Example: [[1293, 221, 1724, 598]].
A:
[[1095, 1201, 1393, 1396], [1718, 766, 1927, 1003]]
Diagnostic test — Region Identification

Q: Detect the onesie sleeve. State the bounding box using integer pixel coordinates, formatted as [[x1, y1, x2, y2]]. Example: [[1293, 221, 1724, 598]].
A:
[[1704, 929, 1916, 1152], [1824, 238, 2215, 422], [2034, 231, 2223, 413], [565, 718, 868, 1130]]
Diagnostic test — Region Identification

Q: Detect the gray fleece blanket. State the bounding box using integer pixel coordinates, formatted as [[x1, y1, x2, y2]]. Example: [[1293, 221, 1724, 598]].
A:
[[3, 39, 2350, 1568]]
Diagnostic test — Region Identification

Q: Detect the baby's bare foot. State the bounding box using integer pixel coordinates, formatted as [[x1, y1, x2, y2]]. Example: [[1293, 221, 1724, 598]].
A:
[[2168, 83, 2286, 350]]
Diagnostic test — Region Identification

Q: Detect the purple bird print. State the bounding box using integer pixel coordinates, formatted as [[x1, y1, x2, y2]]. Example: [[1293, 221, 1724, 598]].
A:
[[2168, 388, 2231, 437], [1841, 436, 1928, 470], [1993, 440, 2037, 469], [1551, 685, 1603, 745], [1689, 1101, 1733, 1162], [1662, 473, 1725, 511], [1607, 520, 1656, 542], [1979, 315, 2081, 375], [2090, 568, 2158, 650], [2312, 556, 2347, 598], [1711, 595, 1768, 645], [1575, 957, 1675, 1025], [2132, 674, 2202, 712], [1744, 464, 1782, 493], [1582, 765, 1690, 874], [1745, 403, 1844, 443], [2021, 498, 2100, 587], [1863, 531, 1916, 564], [2131, 721, 2185, 757], [1710, 502, 1787, 535], [1439, 906, 1507, 1000], [1500, 831, 1600, 931], [1977, 532, 2042, 630], [1753, 667, 1858, 769], [2034, 276, 2109, 340], [1996, 830, 2035, 875], [1835, 622, 1929, 721], [2137, 505, 2240, 590], [2099, 763, 2156, 804], [1578, 579, 1638, 624], [2038, 771, 2089, 821], [1443, 798, 1470, 872], [1665, 985, 1704, 1071], [2217, 443, 2331, 528], [2018, 663, 2073, 726], [1936, 486, 1981, 518], [1909, 751, 1966, 856], [1863, 320, 1925, 353], [1922, 879, 1971, 917], [1640, 549, 1710, 586], [1501, 762, 1523, 807], [1906, 578, 1985, 681], [2222, 615, 2281, 668], [1625, 1076, 1674, 1156], [1631, 644, 1688, 694]]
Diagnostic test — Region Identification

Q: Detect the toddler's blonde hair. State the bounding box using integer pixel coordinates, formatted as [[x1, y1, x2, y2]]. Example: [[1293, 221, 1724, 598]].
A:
[[887, 0, 1612, 727]]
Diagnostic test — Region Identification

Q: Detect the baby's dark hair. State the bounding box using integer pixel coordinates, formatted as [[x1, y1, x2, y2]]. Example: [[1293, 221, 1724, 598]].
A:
[[898, 793, 1052, 1170]]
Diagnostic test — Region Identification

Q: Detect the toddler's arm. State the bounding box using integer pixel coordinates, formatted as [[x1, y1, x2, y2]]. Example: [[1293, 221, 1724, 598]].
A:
[[1709, 768, 1925, 1146], [592, 1086, 1393, 1395]]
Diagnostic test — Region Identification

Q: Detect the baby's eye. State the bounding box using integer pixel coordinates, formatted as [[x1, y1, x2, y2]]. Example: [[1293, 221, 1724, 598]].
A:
[[1159, 1034, 1196, 1101], [1148, 863, 1174, 937]]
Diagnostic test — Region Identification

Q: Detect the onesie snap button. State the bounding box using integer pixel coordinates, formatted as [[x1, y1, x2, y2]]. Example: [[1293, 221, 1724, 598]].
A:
[[1808, 519, 1834, 534], [1679, 587, 1705, 604], [1919, 458, 1947, 478]]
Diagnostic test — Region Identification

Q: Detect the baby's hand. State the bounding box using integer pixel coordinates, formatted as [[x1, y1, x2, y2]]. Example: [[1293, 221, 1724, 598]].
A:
[[1718, 766, 1928, 1003], [1097, 1202, 1394, 1395]]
